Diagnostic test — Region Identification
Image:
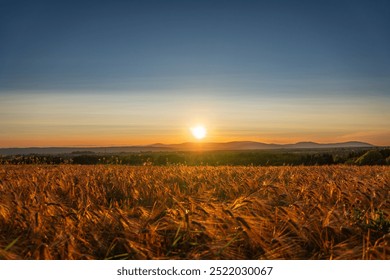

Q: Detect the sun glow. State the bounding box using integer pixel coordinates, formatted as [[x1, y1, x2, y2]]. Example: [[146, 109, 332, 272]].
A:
[[190, 125, 207, 140]]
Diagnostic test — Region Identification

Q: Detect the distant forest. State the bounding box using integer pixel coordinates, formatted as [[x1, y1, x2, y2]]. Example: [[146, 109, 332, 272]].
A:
[[1, 148, 390, 166]]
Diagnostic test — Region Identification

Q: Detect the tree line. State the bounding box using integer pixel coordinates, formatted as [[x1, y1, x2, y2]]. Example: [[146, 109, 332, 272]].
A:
[[1, 148, 390, 166]]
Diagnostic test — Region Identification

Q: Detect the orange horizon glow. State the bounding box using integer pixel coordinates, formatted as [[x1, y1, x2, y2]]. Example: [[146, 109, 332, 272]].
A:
[[1, 132, 390, 148], [1, 92, 390, 148]]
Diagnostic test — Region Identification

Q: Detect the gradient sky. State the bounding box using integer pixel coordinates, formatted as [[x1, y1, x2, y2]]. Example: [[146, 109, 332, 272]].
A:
[[1, 0, 389, 147]]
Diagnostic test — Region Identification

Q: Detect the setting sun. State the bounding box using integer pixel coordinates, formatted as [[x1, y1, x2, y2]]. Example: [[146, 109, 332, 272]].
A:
[[190, 125, 207, 140]]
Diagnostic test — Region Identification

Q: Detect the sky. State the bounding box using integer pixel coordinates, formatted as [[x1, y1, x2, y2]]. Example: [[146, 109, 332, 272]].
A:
[[1, 0, 389, 147]]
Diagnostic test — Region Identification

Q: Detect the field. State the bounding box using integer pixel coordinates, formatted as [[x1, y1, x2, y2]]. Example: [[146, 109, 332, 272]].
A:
[[0, 165, 389, 259]]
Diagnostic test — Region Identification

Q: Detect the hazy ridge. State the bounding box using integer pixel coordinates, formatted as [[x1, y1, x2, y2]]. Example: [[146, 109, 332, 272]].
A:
[[0, 141, 374, 155]]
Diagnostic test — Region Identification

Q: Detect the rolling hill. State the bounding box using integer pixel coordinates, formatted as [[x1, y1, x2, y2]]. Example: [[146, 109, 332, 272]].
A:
[[0, 141, 374, 155]]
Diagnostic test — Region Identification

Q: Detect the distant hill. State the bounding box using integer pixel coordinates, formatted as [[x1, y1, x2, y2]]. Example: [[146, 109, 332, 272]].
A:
[[150, 141, 374, 151], [0, 141, 374, 155], [283, 141, 374, 149]]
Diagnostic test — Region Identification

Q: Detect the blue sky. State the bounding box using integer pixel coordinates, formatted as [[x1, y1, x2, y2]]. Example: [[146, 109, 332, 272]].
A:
[[1, 0, 389, 146]]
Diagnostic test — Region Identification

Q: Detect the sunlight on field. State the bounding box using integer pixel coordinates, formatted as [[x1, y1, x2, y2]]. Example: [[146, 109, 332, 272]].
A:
[[0, 165, 389, 260]]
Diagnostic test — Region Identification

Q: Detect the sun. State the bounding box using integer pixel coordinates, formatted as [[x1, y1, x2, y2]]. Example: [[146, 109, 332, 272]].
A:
[[190, 125, 207, 140]]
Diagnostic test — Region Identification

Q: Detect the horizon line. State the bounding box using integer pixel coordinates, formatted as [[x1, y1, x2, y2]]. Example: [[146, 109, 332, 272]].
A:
[[0, 140, 383, 149]]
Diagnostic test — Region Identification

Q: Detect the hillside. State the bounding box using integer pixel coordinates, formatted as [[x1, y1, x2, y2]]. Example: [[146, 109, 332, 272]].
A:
[[0, 141, 374, 155]]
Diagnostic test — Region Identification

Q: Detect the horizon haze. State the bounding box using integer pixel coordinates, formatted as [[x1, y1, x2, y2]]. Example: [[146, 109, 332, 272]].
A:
[[0, 140, 379, 156]]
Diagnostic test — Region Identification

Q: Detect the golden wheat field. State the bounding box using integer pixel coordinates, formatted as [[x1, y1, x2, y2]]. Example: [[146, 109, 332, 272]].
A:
[[0, 165, 389, 260]]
